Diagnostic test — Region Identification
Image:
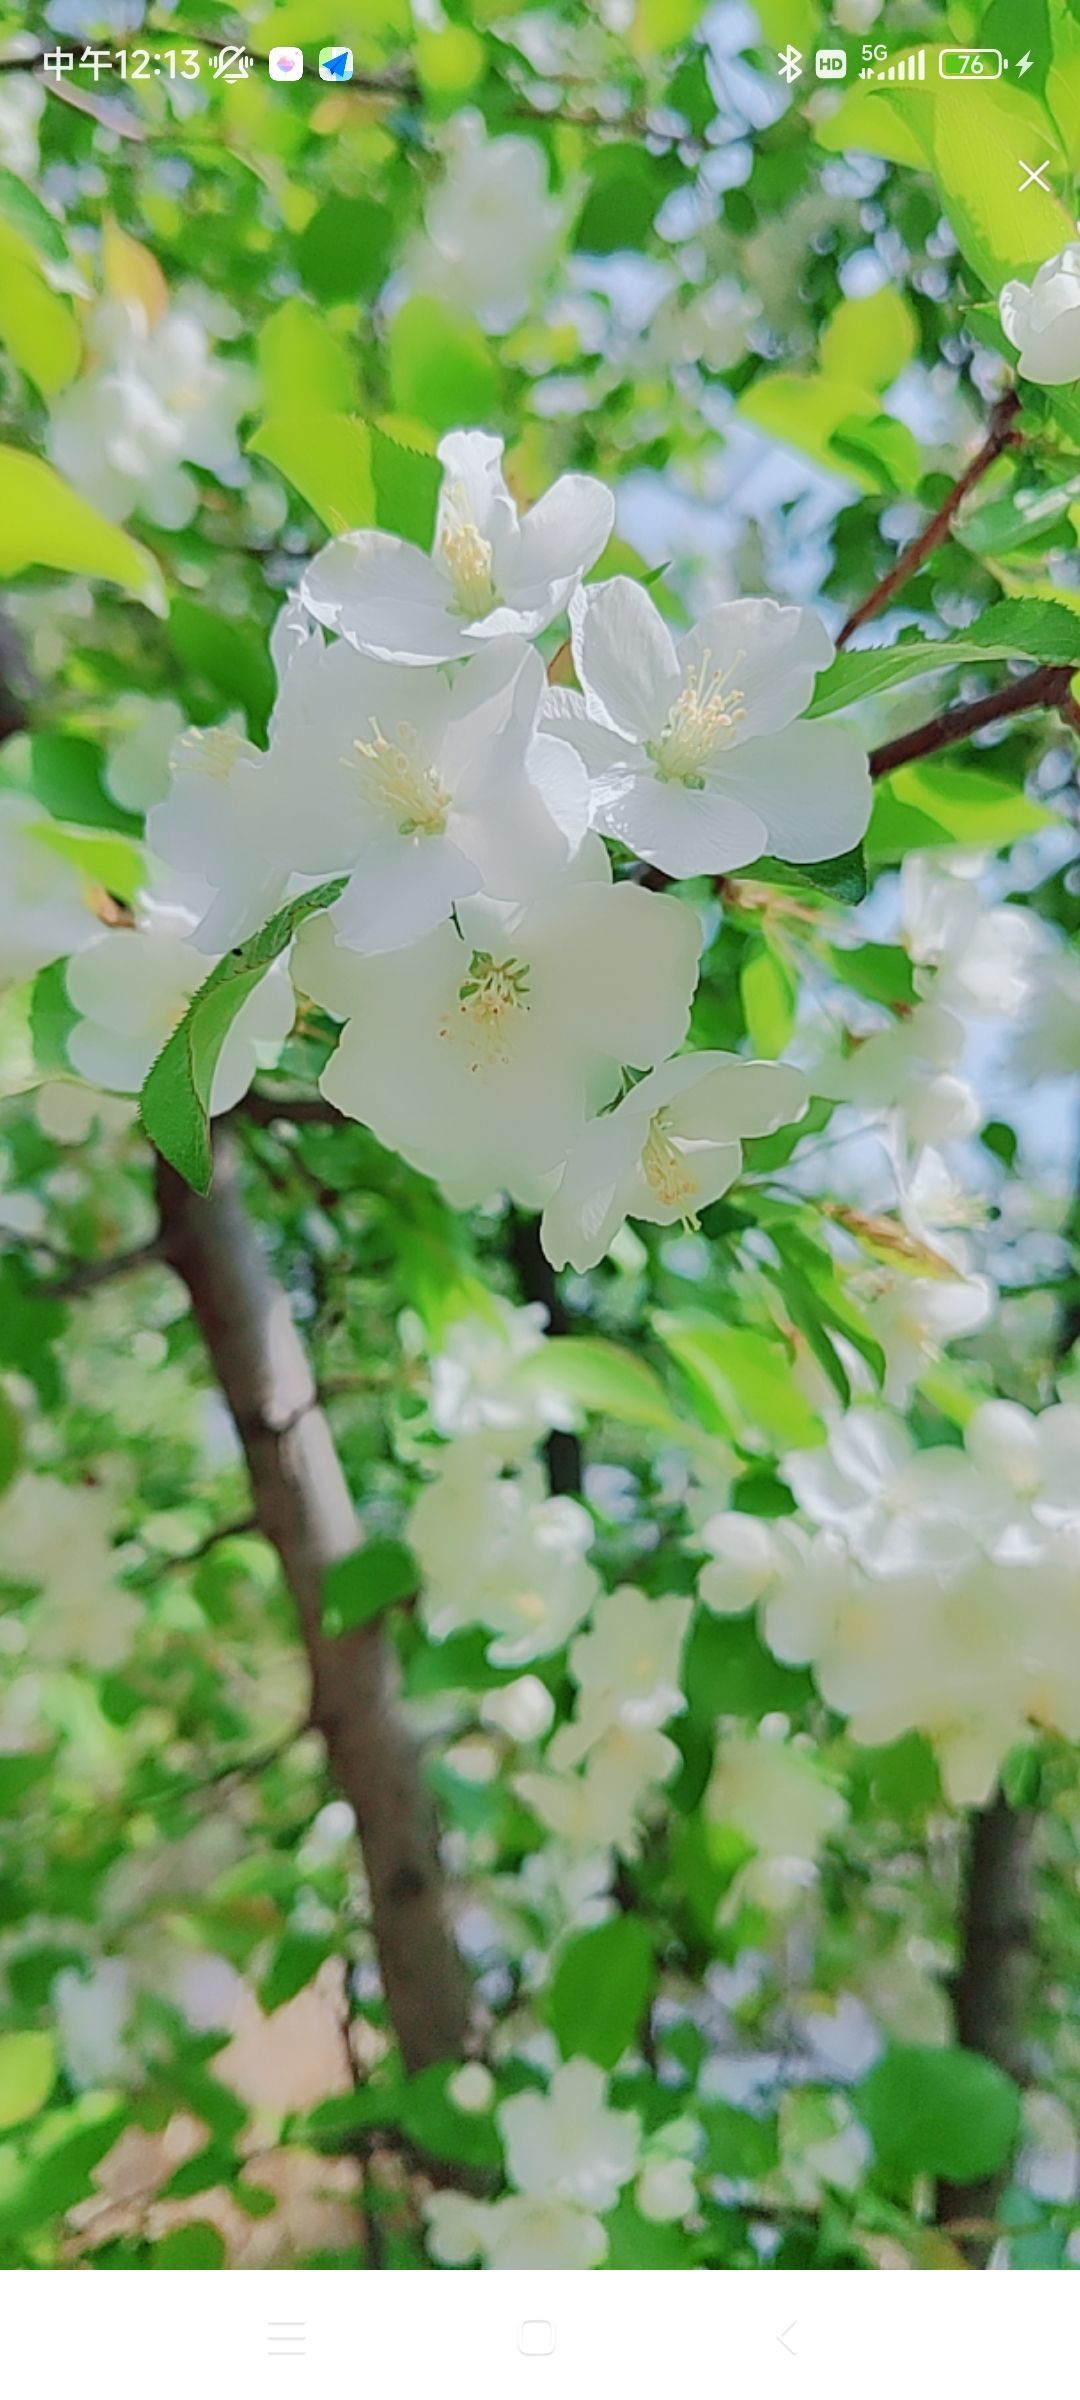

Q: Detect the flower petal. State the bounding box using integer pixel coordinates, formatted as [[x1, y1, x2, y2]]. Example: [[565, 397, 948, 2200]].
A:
[[570, 576, 680, 739], [300, 530, 468, 664], [680, 599, 833, 741], [592, 768, 769, 877], [707, 718, 871, 863]]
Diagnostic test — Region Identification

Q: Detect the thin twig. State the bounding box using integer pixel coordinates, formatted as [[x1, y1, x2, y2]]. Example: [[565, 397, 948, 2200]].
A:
[[837, 390, 1023, 647], [41, 1236, 164, 1298]]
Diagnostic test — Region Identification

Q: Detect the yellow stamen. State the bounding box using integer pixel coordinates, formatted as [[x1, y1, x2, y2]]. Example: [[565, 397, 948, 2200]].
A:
[[439, 483, 498, 617], [176, 725, 247, 780], [650, 653, 746, 783], [641, 1107, 701, 1223], [442, 949, 530, 1071], [348, 719, 451, 837]]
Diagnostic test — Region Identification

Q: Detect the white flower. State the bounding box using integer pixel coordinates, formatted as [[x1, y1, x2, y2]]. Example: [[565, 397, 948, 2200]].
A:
[[0, 73, 44, 179], [65, 901, 293, 1105], [424, 2188, 607, 2269], [293, 857, 702, 1202], [1000, 244, 1080, 385], [52, 1959, 133, 2090], [517, 1722, 678, 1854], [429, 1296, 575, 1461], [544, 577, 870, 878], [498, 2058, 640, 2210], [0, 794, 101, 987], [480, 1676, 556, 1742], [636, 2155, 697, 2222], [784, 1407, 1000, 1576], [707, 1731, 847, 1911], [541, 1052, 807, 1270], [151, 627, 584, 957], [864, 1268, 994, 1407], [448, 2061, 496, 2114], [103, 695, 185, 815], [568, 1585, 691, 1743], [299, 428, 614, 666], [813, 997, 982, 1153], [409, 1448, 600, 1664], [0, 1472, 140, 1670], [646, 278, 762, 375], [697, 1511, 783, 1616], [900, 855, 1046, 1022], [48, 297, 249, 528], [407, 111, 567, 331]]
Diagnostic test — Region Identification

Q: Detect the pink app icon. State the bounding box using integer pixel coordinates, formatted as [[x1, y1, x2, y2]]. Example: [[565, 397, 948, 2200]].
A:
[[268, 47, 304, 81]]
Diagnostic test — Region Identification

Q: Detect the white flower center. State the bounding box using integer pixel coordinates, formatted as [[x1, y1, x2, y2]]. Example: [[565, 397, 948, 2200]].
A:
[[443, 949, 530, 1071], [176, 724, 248, 780], [641, 1107, 700, 1222], [348, 719, 451, 837], [439, 485, 498, 617], [650, 655, 746, 784]]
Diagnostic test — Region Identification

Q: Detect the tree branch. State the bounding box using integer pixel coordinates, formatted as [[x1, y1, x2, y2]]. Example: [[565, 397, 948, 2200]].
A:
[[935, 1792, 1037, 2260], [154, 1134, 472, 2073], [867, 662, 1074, 781], [837, 390, 1023, 648]]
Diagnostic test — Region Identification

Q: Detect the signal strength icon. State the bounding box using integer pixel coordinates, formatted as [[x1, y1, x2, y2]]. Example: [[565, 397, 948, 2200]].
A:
[[859, 49, 926, 81]]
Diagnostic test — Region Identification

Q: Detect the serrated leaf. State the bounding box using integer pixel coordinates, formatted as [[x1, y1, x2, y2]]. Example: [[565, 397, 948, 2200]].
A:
[[809, 598, 1080, 718], [139, 881, 342, 1194]]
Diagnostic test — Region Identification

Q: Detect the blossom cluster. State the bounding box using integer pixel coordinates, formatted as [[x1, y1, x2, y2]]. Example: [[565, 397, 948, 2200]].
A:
[[700, 1399, 1080, 1805]]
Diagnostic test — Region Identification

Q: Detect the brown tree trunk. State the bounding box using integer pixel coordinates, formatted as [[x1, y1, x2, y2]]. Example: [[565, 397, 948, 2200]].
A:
[[935, 1792, 1036, 2257], [155, 1138, 473, 2073]]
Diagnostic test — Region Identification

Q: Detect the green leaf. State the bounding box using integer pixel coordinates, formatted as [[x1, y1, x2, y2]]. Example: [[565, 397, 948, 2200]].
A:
[[820, 287, 917, 391], [369, 424, 442, 549], [139, 882, 342, 1194], [0, 170, 68, 266], [258, 1931, 333, 2013], [858, 2045, 1021, 2185], [0, 447, 163, 611], [575, 143, 680, 253], [700, 2099, 779, 2179], [169, 596, 276, 744], [257, 295, 357, 416], [549, 1918, 653, 2070], [809, 598, 1080, 717], [515, 1337, 685, 1438], [910, 66, 1072, 290], [321, 1538, 417, 1635], [297, 196, 394, 305], [0, 2032, 56, 2132], [150, 2222, 227, 2269], [740, 374, 919, 493], [248, 414, 441, 548], [32, 821, 143, 907], [0, 226, 80, 397], [248, 412, 375, 534], [30, 731, 133, 834], [398, 2064, 503, 2172], [682, 1609, 813, 1722], [388, 296, 500, 434], [870, 758, 1052, 860], [655, 1315, 823, 1450], [0, 1387, 21, 1499], [30, 959, 82, 1080], [740, 940, 796, 1057]]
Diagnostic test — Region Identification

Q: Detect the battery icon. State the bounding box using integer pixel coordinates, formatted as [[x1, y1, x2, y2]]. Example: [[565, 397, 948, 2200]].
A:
[[938, 47, 1003, 77]]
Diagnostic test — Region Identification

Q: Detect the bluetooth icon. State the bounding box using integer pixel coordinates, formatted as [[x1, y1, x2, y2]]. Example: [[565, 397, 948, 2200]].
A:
[[777, 43, 803, 83]]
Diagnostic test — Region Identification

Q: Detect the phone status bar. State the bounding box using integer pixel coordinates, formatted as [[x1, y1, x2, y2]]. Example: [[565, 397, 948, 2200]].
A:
[[777, 44, 1034, 86]]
